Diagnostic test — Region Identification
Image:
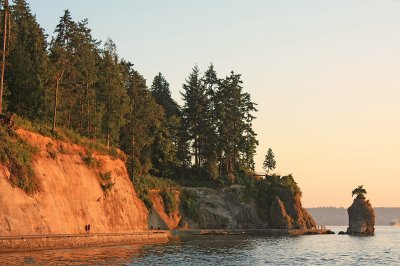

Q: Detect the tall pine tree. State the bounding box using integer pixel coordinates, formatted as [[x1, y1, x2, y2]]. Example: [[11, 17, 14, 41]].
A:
[[6, 0, 49, 120], [96, 38, 130, 146]]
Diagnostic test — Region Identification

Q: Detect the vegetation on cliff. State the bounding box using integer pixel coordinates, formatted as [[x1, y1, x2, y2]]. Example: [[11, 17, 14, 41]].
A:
[[0, 123, 38, 194], [1, 1, 258, 185], [0, 1, 314, 230]]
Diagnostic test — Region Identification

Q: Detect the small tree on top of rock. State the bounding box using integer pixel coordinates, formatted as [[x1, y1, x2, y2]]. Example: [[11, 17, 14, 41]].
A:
[[263, 148, 276, 174], [352, 185, 367, 199]]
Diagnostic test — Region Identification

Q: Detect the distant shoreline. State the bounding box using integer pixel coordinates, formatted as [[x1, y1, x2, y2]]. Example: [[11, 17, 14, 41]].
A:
[[307, 207, 400, 226]]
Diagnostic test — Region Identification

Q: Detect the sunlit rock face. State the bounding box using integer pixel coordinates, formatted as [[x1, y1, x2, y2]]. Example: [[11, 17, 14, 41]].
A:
[[346, 195, 375, 236]]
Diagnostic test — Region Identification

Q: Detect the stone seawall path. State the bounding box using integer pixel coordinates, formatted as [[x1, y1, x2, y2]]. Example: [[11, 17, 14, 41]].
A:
[[0, 231, 170, 253], [0, 228, 332, 253]]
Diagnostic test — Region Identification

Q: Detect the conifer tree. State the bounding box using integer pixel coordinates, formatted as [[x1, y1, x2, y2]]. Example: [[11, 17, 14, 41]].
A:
[[181, 66, 209, 169], [263, 148, 276, 174], [151, 73, 179, 117], [73, 19, 99, 136], [119, 65, 164, 175], [6, 0, 48, 120], [150, 72, 190, 177], [215, 71, 258, 179], [50, 10, 79, 128], [201, 63, 220, 179], [96, 38, 130, 146]]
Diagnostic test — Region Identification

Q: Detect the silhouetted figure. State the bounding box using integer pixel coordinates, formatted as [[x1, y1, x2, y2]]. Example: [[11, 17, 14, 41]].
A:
[[85, 224, 88, 232], [158, 226, 160, 230], [88, 224, 91, 232]]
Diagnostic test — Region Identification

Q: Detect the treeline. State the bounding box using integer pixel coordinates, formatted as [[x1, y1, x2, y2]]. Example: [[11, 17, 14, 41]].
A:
[[1, 1, 258, 181]]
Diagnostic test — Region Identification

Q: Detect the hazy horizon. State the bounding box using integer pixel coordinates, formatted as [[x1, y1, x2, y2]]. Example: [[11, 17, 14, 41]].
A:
[[28, 0, 400, 208]]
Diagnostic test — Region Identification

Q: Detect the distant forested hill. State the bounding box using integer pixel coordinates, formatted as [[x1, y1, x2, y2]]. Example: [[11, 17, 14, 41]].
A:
[[307, 207, 400, 226]]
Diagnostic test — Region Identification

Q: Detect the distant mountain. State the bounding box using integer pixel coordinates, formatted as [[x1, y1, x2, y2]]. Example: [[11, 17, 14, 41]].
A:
[[307, 207, 400, 226]]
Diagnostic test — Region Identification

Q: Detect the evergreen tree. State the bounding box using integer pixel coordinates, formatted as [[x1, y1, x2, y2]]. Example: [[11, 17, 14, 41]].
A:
[[96, 38, 130, 146], [150, 72, 190, 177], [263, 148, 276, 174], [72, 19, 100, 136], [150, 73, 179, 117], [181, 66, 209, 169], [119, 66, 164, 175], [215, 71, 258, 179], [49, 9, 79, 128], [201, 63, 220, 178], [5, 0, 49, 120]]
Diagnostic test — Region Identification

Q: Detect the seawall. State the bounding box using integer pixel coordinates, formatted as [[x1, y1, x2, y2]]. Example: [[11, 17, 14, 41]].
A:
[[0, 231, 170, 253]]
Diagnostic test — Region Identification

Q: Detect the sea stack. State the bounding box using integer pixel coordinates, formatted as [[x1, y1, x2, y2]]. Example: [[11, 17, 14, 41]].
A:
[[346, 186, 375, 236]]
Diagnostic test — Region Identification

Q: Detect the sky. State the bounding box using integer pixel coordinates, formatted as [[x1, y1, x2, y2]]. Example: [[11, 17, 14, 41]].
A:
[[28, 0, 400, 208]]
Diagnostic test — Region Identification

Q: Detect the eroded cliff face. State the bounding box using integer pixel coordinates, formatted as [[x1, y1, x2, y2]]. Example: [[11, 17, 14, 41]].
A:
[[270, 192, 316, 229], [147, 189, 180, 230], [0, 129, 148, 235], [178, 186, 316, 230], [0, 129, 317, 233], [346, 195, 375, 236]]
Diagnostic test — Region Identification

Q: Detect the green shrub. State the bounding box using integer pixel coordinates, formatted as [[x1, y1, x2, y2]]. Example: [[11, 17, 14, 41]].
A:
[[81, 152, 95, 167], [109, 146, 118, 159], [100, 171, 112, 181], [180, 190, 200, 221], [14, 116, 112, 157], [0, 125, 40, 194], [100, 181, 115, 192], [59, 144, 68, 154], [46, 142, 58, 160], [160, 189, 178, 215], [133, 174, 181, 211]]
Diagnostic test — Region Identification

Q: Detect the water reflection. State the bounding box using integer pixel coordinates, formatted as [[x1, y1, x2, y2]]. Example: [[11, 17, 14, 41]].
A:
[[0, 244, 148, 265], [0, 227, 399, 265]]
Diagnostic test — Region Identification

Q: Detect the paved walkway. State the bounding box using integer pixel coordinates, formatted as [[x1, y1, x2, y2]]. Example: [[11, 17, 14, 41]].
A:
[[0, 230, 169, 240]]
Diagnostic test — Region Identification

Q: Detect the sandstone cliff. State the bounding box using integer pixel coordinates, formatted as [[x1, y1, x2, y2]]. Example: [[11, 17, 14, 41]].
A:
[[0, 129, 317, 234], [346, 195, 375, 235], [0, 129, 148, 235]]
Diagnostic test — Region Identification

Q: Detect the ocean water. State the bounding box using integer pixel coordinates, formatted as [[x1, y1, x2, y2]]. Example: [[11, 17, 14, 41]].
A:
[[1, 226, 399, 265]]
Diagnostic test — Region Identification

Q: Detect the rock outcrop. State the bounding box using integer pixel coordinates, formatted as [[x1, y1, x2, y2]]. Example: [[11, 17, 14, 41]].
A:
[[180, 186, 263, 229], [271, 192, 316, 229], [269, 196, 293, 228], [147, 189, 181, 230], [0, 128, 318, 233], [346, 195, 375, 236], [180, 186, 316, 229]]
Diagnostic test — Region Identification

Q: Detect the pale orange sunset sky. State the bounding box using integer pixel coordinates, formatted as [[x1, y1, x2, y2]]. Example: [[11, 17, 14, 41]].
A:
[[30, 0, 400, 207]]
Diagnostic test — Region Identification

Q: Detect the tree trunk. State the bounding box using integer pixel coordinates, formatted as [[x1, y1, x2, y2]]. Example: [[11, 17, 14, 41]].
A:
[[79, 90, 83, 132], [194, 136, 199, 167], [86, 82, 90, 136], [52, 79, 60, 133], [0, 0, 9, 114]]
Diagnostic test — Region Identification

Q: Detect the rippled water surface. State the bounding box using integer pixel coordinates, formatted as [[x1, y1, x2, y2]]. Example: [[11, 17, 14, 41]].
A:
[[1, 227, 399, 265]]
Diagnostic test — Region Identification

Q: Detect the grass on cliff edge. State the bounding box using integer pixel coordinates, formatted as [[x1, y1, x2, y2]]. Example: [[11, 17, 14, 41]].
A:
[[13, 116, 124, 160], [0, 124, 39, 194], [133, 174, 181, 215]]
